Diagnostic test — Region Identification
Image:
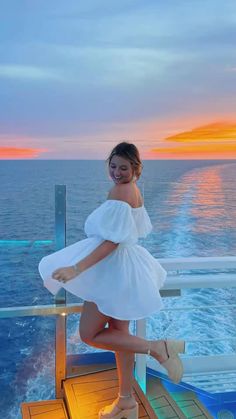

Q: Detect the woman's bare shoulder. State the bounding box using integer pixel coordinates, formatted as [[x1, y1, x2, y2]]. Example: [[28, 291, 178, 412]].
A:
[[107, 183, 143, 207], [107, 184, 129, 200]]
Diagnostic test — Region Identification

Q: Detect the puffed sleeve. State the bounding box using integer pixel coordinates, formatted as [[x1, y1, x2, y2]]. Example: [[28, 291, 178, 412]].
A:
[[84, 200, 139, 244]]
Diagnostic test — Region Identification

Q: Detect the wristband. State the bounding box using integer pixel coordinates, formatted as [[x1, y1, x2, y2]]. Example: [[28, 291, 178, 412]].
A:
[[73, 263, 81, 275]]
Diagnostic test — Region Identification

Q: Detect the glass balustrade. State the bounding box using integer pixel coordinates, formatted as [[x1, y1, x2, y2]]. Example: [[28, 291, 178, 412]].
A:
[[1, 179, 236, 418]]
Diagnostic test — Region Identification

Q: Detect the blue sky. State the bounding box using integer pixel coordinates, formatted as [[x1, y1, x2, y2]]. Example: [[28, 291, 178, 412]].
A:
[[1, 0, 236, 159]]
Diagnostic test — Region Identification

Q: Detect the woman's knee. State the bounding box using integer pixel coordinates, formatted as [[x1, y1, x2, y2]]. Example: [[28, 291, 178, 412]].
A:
[[79, 324, 95, 344], [79, 301, 109, 344], [109, 318, 130, 333], [79, 319, 108, 344]]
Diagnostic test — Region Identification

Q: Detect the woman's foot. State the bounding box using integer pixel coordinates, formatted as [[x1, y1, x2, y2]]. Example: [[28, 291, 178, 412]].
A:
[[149, 339, 185, 384], [98, 394, 138, 418]]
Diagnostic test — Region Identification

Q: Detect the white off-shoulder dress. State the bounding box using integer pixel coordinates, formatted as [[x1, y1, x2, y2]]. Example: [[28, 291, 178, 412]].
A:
[[38, 199, 167, 320]]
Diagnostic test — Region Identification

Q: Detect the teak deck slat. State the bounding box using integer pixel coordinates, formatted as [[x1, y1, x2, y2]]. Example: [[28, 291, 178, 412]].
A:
[[171, 391, 214, 418], [21, 399, 68, 419], [147, 375, 213, 418], [64, 367, 157, 418], [147, 376, 186, 419]]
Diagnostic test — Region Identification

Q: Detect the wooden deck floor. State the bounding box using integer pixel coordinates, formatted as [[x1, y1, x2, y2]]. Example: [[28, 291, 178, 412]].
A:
[[147, 376, 186, 419], [21, 399, 69, 419], [21, 367, 214, 418], [170, 390, 214, 418], [63, 368, 157, 419]]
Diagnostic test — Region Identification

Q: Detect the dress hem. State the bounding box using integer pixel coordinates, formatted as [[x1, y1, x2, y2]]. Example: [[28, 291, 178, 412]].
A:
[[82, 298, 164, 321]]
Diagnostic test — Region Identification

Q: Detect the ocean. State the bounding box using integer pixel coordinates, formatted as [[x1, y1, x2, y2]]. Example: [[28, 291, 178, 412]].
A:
[[1, 159, 236, 418]]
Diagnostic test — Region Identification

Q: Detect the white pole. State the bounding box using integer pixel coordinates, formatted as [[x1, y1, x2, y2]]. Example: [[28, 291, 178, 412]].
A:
[[135, 318, 147, 393]]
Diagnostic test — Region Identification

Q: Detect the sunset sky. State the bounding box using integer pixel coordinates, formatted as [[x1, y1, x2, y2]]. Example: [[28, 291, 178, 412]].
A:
[[1, 0, 236, 160]]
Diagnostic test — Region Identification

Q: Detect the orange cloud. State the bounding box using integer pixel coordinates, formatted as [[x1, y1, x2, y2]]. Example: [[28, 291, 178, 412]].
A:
[[150, 121, 236, 159], [165, 122, 236, 143], [0, 147, 49, 159], [150, 145, 236, 159]]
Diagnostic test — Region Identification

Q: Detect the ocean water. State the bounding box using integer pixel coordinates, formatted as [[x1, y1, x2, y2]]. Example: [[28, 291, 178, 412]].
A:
[[1, 159, 236, 418]]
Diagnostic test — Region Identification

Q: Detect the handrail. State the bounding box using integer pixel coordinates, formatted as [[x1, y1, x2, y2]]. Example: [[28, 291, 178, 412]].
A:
[[2, 301, 236, 319], [0, 303, 83, 318], [162, 273, 236, 290], [159, 256, 236, 270]]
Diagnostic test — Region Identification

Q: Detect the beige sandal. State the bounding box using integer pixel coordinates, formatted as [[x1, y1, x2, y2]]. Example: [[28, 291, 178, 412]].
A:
[[148, 339, 185, 384], [98, 394, 138, 419]]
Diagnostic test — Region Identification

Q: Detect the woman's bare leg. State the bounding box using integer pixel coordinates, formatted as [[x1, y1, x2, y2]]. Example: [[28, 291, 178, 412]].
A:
[[79, 302, 185, 413], [79, 302, 136, 412], [79, 301, 168, 363], [108, 318, 136, 410]]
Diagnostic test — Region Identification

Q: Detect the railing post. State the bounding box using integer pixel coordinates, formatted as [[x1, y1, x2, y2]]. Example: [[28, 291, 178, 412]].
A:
[[135, 319, 147, 393], [55, 185, 67, 398]]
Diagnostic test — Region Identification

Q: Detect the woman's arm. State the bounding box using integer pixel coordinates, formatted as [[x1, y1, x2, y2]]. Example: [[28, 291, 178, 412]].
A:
[[76, 240, 119, 273], [52, 240, 119, 282]]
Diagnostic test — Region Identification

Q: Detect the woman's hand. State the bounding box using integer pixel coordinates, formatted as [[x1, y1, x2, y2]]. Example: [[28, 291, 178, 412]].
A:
[[52, 266, 77, 283]]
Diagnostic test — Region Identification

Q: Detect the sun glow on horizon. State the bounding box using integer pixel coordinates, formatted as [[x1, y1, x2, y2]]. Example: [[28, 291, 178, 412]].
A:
[[0, 147, 49, 159], [150, 121, 236, 159]]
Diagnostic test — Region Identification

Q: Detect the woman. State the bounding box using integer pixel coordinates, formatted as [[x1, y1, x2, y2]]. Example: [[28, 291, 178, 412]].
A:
[[39, 142, 185, 419]]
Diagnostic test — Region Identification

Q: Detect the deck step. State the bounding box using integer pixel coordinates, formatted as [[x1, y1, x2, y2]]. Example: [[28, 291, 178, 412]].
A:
[[22, 366, 214, 419], [147, 376, 186, 419], [21, 399, 69, 419], [63, 367, 157, 418], [171, 391, 214, 418]]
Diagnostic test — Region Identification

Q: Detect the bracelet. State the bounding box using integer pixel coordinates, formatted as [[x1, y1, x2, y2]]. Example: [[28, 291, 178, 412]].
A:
[[118, 393, 133, 399], [73, 263, 81, 275]]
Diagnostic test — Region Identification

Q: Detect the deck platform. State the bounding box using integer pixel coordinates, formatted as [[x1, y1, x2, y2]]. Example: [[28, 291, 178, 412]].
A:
[[21, 399, 69, 419], [147, 375, 213, 418], [21, 366, 215, 419], [63, 368, 156, 418]]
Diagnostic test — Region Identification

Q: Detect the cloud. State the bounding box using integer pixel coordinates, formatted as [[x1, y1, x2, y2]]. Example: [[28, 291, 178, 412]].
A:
[[150, 121, 236, 158], [226, 66, 236, 72], [152, 143, 236, 155], [165, 122, 236, 142], [0, 65, 62, 81]]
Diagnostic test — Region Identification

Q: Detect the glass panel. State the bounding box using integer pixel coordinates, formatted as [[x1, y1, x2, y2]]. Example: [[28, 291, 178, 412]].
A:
[[0, 316, 56, 419], [66, 313, 136, 355], [146, 285, 236, 394], [147, 287, 236, 357], [0, 242, 55, 307], [140, 175, 236, 258]]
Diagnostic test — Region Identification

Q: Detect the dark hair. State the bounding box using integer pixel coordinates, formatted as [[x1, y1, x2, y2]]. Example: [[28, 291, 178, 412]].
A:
[[106, 142, 143, 180]]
